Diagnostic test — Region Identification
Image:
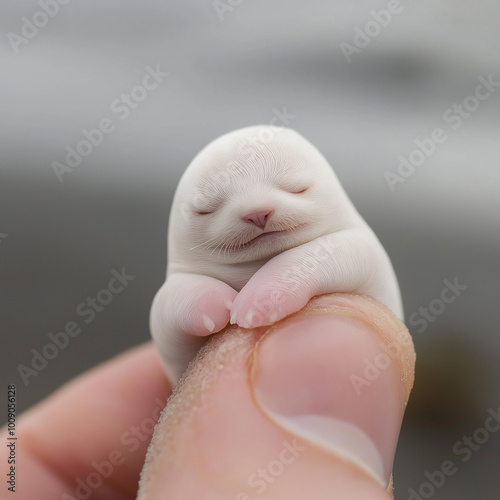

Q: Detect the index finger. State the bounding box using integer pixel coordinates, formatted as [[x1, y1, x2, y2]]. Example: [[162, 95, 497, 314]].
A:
[[1, 343, 170, 499]]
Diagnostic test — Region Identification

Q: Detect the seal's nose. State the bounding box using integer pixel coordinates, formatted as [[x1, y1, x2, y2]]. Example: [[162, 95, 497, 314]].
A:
[[242, 209, 274, 230]]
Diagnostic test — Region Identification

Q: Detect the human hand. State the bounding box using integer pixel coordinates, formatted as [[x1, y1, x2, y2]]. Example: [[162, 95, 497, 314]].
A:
[[3, 293, 415, 499]]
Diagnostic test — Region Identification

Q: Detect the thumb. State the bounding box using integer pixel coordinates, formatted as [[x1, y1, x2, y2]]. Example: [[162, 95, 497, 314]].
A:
[[137, 293, 415, 500]]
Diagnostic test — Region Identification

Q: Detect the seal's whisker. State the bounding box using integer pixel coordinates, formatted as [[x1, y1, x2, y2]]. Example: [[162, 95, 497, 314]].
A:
[[190, 235, 220, 251]]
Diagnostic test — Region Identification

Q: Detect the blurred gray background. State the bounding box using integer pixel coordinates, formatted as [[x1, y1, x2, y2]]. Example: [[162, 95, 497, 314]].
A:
[[1, 1, 499, 498]]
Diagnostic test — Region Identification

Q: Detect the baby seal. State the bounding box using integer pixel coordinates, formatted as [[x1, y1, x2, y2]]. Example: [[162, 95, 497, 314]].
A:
[[151, 126, 403, 384]]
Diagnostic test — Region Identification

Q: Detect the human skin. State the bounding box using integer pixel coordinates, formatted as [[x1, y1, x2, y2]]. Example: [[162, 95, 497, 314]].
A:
[[151, 126, 403, 384], [1, 293, 415, 499]]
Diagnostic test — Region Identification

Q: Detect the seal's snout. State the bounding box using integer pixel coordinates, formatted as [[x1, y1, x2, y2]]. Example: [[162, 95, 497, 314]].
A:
[[242, 209, 274, 230]]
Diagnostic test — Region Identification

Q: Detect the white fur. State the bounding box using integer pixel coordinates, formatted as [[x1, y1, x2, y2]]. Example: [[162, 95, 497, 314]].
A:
[[151, 126, 403, 384]]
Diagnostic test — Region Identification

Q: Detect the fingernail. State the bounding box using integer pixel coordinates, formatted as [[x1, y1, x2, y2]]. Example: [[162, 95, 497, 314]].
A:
[[202, 314, 215, 332], [252, 313, 405, 487], [244, 311, 254, 328]]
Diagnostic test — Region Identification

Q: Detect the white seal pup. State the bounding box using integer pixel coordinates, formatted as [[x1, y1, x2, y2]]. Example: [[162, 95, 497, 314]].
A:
[[150, 126, 403, 384]]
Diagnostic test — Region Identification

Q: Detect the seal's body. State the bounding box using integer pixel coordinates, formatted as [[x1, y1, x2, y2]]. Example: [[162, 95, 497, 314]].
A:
[[151, 126, 403, 383]]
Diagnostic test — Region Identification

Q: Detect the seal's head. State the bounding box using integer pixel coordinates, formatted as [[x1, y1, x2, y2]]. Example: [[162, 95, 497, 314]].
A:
[[170, 126, 358, 266]]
